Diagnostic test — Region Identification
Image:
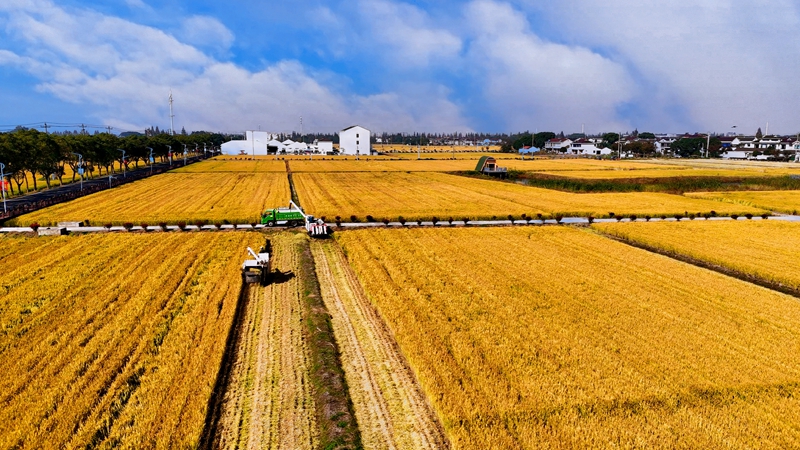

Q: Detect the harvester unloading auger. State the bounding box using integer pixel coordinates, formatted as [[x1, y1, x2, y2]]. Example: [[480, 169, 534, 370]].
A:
[[261, 200, 329, 237]]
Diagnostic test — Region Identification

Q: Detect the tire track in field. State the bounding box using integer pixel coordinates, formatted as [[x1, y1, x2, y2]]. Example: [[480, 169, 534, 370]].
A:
[[210, 235, 317, 450], [311, 240, 450, 450]]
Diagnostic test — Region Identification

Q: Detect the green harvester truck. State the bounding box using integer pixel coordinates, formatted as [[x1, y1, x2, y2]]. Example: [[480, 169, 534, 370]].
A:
[[261, 201, 306, 227]]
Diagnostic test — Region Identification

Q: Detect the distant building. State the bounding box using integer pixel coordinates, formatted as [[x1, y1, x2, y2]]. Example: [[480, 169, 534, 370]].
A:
[[339, 125, 371, 155], [544, 138, 572, 151], [221, 131, 278, 155], [568, 138, 611, 156]]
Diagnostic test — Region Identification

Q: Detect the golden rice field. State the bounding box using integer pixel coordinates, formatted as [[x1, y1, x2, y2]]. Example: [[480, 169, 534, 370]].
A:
[[502, 159, 685, 172], [0, 232, 260, 449], [381, 152, 517, 159], [293, 172, 765, 220], [686, 190, 800, 214], [288, 159, 477, 172], [543, 167, 796, 180], [646, 158, 800, 170], [593, 220, 800, 291], [172, 158, 286, 173], [337, 226, 800, 449], [537, 168, 792, 179], [9, 172, 290, 226]]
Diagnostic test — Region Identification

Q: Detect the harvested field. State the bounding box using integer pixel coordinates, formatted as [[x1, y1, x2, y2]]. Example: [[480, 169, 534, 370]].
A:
[[289, 159, 476, 172], [645, 158, 800, 171], [337, 227, 800, 449], [593, 220, 800, 291], [293, 171, 765, 220], [0, 232, 259, 449], [312, 240, 449, 450], [172, 159, 287, 173], [686, 190, 800, 214], [536, 168, 790, 179], [502, 159, 685, 172], [209, 233, 318, 449], [206, 233, 360, 450], [9, 172, 291, 226]]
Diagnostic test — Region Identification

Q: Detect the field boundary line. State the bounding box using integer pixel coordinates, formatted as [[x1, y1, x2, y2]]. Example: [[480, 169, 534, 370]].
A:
[[594, 230, 800, 300], [297, 236, 363, 449], [312, 239, 451, 449], [199, 279, 251, 449]]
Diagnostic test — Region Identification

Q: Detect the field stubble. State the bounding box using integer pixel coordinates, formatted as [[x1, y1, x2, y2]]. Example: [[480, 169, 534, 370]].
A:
[[312, 240, 448, 450], [210, 233, 318, 449]]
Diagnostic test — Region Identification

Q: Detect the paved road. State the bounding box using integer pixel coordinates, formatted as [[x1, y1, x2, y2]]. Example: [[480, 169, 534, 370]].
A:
[[0, 156, 206, 222]]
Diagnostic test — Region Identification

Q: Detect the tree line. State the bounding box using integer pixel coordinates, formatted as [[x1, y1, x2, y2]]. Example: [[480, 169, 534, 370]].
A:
[[0, 129, 228, 195]]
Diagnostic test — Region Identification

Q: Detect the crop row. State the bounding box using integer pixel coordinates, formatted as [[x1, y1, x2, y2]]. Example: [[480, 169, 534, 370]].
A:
[[336, 226, 800, 448], [0, 232, 261, 448]]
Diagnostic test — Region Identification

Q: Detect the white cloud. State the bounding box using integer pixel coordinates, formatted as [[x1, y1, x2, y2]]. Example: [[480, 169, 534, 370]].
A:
[[357, 0, 463, 67], [463, 0, 635, 133], [124, 0, 151, 11], [0, 0, 471, 133], [177, 15, 234, 55], [523, 0, 800, 133]]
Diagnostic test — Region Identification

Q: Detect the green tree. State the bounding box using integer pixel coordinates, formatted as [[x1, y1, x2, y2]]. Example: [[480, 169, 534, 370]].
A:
[[638, 132, 656, 139], [601, 132, 620, 148], [533, 132, 556, 149], [671, 137, 706, 157]]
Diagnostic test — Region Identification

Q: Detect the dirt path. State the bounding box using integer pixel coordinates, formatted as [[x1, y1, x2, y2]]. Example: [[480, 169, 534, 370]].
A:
[[311, 240, 449, 450], [212, 234, 318, 449]]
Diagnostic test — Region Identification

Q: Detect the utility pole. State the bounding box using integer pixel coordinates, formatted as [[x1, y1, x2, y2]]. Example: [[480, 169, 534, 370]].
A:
[[106, 126, 113, 134], [117, 149, 126, 177], [80, 124, 86, 135], [72, 153, 83, 191], [43, 123, 49, 134], [706, 132, 711, 158], [169, 90, 175, 136], [0, 162, 6, 214], [147, 147, 154, 175]]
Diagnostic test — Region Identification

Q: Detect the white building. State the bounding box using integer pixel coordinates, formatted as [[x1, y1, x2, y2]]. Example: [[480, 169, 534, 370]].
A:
[[339, 125, 371, 155], [221, 131, 278, 156], [316, 140, 334, 154], [544, 138, 572, 151], [568, 138, 612, 156]]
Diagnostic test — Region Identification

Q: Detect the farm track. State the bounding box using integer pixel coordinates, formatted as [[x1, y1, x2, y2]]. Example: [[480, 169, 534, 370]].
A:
[[206, 234, 318, 449], [311, 239, 449, 450]]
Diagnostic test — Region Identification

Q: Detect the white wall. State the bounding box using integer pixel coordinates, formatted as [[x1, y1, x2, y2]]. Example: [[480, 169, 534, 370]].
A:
[[318, 141, 333, 154], [339, 126, 371, 155], [221, 131, 277, 155]]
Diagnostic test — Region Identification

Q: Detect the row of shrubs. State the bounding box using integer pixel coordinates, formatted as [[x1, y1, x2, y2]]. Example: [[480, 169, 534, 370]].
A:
[[325, 211, 771, 225], [26, 220, 260, 232]]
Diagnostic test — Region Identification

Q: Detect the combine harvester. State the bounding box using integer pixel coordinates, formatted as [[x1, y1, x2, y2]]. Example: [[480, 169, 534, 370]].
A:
[[242, 240, 271, 284], [261, 200, 329, 237]]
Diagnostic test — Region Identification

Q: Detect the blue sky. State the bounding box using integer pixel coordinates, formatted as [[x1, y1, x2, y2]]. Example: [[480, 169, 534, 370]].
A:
[[1, 0, 800, 135]]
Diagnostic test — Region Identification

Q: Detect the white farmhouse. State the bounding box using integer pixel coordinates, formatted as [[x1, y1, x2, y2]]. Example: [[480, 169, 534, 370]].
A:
[[221, 131, 278, 156], [568, 138, 612, 156], [339, 125, 371, 155]]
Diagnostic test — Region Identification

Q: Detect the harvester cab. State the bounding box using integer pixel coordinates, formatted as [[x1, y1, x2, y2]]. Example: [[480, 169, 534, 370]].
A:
[[242, 240, 272, 284]]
